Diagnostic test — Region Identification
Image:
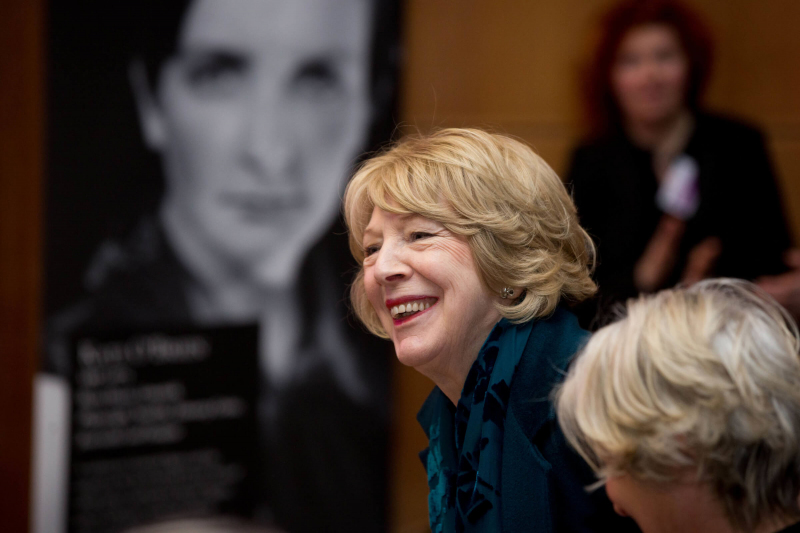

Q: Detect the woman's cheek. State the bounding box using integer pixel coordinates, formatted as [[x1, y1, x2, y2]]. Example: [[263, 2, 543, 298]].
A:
[[363, 268, 383, 313]]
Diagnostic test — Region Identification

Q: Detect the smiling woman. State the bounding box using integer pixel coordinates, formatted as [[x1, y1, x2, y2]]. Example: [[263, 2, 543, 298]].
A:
[[344, 128, 639, 532]]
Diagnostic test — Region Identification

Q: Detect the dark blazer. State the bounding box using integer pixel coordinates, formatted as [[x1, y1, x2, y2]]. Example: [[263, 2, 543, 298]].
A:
[[567, 113, 791, 328], [418, 308, 640, 532]]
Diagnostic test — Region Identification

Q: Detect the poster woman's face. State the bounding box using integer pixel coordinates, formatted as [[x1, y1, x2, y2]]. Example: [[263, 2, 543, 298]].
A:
[[139, 0, 371, 286]]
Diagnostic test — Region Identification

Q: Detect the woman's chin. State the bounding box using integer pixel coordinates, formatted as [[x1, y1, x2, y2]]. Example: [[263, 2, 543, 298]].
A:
[[393, 342, 434, 370]]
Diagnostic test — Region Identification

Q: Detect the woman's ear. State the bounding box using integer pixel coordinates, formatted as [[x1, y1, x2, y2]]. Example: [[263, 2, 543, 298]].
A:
[[513, 287, 526, 301], [128, 59, 167, 152]]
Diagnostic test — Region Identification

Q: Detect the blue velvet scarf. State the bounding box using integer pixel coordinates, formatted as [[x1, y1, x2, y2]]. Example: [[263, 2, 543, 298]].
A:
[[421, 318, 534, 532]]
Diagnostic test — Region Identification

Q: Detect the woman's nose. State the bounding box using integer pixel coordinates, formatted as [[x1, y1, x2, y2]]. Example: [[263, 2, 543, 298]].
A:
[[372, 243, 411, 285], [240, 80, 294, 182], [642, 57, 661, 80]]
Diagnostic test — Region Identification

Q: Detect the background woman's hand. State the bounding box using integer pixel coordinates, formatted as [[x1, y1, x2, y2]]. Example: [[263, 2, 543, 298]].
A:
[[681, 235, 722, 286], [634, 214, 724, 292], [757, 249, 800, 321], [633, 214, 686, 292]]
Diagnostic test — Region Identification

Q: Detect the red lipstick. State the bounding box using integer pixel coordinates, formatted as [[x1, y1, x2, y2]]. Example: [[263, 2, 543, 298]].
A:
[[386, 296, 438, 326]]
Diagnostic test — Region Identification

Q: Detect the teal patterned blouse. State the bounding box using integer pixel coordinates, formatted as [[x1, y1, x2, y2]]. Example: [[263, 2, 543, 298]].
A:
[[417, 308, 641, 533], [419, 318, 532, 532]]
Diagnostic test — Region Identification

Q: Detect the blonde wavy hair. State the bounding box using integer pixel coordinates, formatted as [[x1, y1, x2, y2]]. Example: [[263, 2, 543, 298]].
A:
[[556, 278, 800, 532], [343, 127, 596, 338]]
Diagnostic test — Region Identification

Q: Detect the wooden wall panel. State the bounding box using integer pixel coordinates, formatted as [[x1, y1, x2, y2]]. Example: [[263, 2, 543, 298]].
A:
[[387, 360, 434, 533], [399, 0, 800, 235], [0, 1, 43, 532], [772, 141, 800, 240], [391, 1, 800, 531]]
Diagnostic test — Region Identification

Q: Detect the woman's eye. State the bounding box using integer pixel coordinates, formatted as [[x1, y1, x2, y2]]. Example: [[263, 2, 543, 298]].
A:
[[364, 244, 380, 257], [655, 48, 680, 64], [182, 52, 247, 96], [291, 58, 341, 97], [410, 232, 432, 242]]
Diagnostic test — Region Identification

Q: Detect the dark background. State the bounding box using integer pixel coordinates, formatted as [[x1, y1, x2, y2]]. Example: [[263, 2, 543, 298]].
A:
[[46, 2, 165, 315]]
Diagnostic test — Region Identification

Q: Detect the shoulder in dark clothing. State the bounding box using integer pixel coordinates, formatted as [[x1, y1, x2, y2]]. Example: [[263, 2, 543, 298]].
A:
[[43, 217, 193, 376], [692, 111, 765, 139], [505, 308, 640, 532]]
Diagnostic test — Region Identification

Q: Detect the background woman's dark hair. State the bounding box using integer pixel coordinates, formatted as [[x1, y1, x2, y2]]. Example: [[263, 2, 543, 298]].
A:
[[583, 0, 714, 137]]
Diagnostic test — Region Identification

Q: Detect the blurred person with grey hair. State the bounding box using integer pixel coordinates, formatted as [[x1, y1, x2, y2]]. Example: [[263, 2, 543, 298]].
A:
[[557, 278, 800, 533]]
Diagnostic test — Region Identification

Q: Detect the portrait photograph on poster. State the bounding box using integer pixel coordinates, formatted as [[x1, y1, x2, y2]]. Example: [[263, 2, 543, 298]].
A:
[[35, 1, 401, 532]]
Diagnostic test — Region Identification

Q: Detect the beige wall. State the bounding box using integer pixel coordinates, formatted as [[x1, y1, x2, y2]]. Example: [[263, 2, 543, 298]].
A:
[[391, 1, 800, 530]]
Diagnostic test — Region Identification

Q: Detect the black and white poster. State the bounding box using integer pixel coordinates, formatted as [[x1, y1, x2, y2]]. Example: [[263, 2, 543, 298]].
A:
[[34, 1, 401, 532]]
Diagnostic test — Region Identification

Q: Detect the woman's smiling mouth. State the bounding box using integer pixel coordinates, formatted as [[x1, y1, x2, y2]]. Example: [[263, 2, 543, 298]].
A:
[[386, 297, 438, 325]]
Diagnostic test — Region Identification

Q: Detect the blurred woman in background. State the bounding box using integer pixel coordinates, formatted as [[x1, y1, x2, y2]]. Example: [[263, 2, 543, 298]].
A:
[[557, 278, 800, 533], [567, 0, 793, 327]]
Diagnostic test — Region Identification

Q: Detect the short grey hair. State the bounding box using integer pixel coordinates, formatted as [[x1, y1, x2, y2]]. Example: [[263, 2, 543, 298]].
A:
[[556, 278, 800, 531]]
